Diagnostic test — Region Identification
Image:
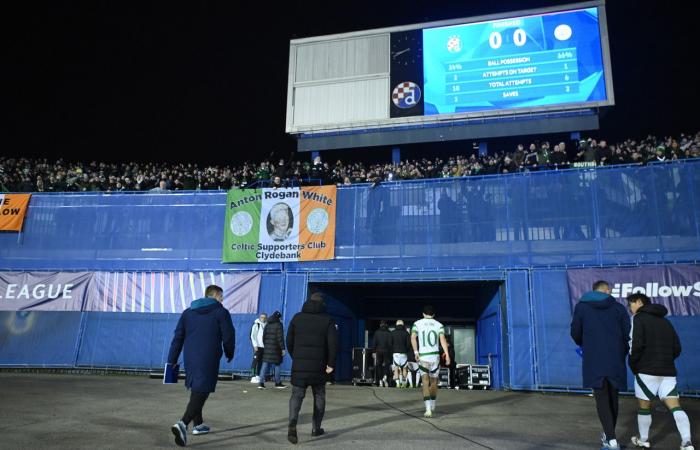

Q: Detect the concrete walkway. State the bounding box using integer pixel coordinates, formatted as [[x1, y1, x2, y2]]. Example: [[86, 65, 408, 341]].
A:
[[0, 373, 697, 449]]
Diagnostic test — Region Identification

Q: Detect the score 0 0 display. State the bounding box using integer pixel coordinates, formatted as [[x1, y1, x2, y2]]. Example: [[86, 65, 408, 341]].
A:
[[422, 7, 608, 115]]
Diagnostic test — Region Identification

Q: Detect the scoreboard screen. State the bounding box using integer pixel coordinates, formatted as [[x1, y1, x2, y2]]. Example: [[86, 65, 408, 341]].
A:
[[422, 7, 608, 115], [287, 1, 614, 143]]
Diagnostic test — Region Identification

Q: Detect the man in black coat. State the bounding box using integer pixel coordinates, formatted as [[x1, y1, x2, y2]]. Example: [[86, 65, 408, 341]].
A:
[[285, 292, 338, 444], [571, 280, 630, 450], [259, 310, 286, 389], [168, 285, 235, 447], [390, 320, 411, 388], [626, 293, 694, 450], [373, 321, 393, 387]]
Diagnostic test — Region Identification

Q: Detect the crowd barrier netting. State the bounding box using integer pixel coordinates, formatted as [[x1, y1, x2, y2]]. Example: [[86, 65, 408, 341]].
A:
[[1, 161, 698, 272]]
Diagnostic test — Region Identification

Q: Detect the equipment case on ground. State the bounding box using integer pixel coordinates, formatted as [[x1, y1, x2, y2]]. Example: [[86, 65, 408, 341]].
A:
[[351, 347, 374, 386], [437, 367, 452, 388], [456, 364, 491, 389]]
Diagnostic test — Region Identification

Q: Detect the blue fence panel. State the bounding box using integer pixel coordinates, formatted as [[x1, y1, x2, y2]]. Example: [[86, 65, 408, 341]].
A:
[[75, 312, 259, 373], [257, 273, 284, 317], [279, 273, 308, 373], [669, 316, 700, 392], [231, 273, 287, 377], [654, 163, 700, 261], [595, 166, 664, 264], [229, 315, 258, 374], [477, 286, 503, 389], [505, 271, 534, 389], [0, 191, 281, 272], [521, 171, 599, 266], [531, 269, 582, 388], [76, 312, 179, 369], [0, 311, 83, 367]]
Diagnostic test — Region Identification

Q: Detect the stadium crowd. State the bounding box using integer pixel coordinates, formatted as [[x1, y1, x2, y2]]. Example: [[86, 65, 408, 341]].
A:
[[2, 132, 698, 193]]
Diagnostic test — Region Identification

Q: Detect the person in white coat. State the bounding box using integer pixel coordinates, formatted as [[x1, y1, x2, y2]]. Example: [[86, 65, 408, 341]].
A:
[[250, 313, 267, 383]]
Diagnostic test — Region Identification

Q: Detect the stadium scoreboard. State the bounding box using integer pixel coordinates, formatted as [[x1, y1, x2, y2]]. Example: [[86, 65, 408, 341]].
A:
[[286, 1, 613, 148]]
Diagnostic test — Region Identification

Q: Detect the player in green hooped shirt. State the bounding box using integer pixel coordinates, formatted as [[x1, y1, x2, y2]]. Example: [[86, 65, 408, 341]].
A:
[[411, 305, 450, 418]]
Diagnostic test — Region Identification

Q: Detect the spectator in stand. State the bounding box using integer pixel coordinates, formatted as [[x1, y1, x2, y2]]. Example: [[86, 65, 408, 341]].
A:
[[687, 145, 700, 159], [524, 145, 539, 169], [631, 148, 645, 164], [514, 146, 526, 168], [550, 144, 568, 166], [598, 140, 612, 165], [274, 159, 287, 179], [610, 146, 628, 165], [558, 141, 568, 159], [439, 165, 450, 178], [271, 175, 285, 189], [256, 162, 270, 182], [151, 180, 168, 192], [310, 156, 326, 183], [577, 140, 598, 163], [2, 130, 699, 193], [499, 155, 518, 174], [650, 146, 667, 163], [537, 142, 550, 167]]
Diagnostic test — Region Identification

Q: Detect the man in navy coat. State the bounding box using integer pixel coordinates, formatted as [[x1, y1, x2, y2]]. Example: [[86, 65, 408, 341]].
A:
[[168, 285, 235, 447], [571, 280, 631, 450]]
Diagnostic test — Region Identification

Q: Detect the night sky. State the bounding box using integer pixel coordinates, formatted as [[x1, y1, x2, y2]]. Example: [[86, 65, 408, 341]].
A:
[[5, 1, 696, 165]]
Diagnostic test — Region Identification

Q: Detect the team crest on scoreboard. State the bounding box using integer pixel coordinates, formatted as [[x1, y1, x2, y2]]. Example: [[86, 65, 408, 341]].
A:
[[392, 81, 422, 109], [446, 35, 462, 53]]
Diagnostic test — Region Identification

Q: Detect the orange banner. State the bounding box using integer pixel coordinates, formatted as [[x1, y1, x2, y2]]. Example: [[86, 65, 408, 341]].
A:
[[0, 194, 31, 231], [299, 186, 336, 261]]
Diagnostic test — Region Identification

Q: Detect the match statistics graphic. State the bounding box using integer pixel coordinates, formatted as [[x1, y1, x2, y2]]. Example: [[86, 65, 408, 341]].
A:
[[223, 186, 336, 263], [423, 7, 607, 115]]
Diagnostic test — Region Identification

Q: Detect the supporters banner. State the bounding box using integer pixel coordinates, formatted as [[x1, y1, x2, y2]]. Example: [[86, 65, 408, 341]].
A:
[[223, 187, 336, 263], [0, 271, 260, 314], [0, 194, 31, 231], [0, 272, 91, 311], [567, 265, 700, 316]]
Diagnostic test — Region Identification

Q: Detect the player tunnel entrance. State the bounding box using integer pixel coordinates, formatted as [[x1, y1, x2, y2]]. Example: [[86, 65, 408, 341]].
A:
[[308, 280, 506, 389]]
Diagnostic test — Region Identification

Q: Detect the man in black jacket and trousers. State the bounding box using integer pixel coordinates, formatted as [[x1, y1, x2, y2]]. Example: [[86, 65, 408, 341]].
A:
[[627, 293, 694, 450], [390, 320, 411, 388], [168, 285, 235, 447], [286, 292, 338, 444], [373, 321, 393, 387]]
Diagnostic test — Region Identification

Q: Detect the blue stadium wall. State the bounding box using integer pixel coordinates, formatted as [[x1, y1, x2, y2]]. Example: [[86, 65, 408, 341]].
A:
[[1, 161, 699, 393]]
